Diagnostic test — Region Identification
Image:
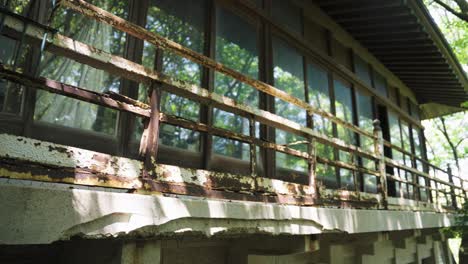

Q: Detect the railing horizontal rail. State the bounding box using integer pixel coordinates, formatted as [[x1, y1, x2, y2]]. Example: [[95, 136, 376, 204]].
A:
[[383, 140, 466, 185], [0, 5, 465, 210], [384, 157, 463, 191], [0, 63, 380, 177], [59, 0, 377, 141], [0, 12, 379, 163]]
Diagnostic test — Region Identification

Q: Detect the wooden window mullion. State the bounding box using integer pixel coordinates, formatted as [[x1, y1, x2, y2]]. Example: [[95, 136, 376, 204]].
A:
[[200, 0, 216, 170], [119, 0, 148, 156], [21, 0, 49, 137]]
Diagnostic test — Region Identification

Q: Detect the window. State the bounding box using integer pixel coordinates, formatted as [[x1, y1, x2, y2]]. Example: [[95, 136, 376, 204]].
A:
[[412, 127, 428, 201], [272, 36, 306, 125], [332, 38, 351, 70], [356, 90, 376, 192], [35, 0, 128, 135], [388, 86, 399, 104], [409, 101, 420, 121], [143, 0, 205, 84], [401, 121, 413, 198], [334, 79, 356, 190], [353, 53, 371, 87], [138, 0, 206, 153], [304, 18, 327, 53], [388, 111, 404, 197], [0, 1, 40, 116], [212, 6, 258, 163], [0, 35, 29, 115], [214, 6, 258, 106], [373, 71, 388, 97], [388, 114, 413, 199], [307, 63, 335, 186], [272, 36, 308, 182]]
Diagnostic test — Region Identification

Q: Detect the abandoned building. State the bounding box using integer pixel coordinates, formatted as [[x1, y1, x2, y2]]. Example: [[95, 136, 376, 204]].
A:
[[1, 0, 468, 263]]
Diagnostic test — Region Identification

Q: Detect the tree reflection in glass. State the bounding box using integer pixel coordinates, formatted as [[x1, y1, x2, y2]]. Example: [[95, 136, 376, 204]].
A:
[[137, 0, 206, 151], [273, 37, 307, 179], [334, 79, 356, 189], [212, 6, 258, 160], [307, 63, 336, 186], [35, 0, 127, 135]]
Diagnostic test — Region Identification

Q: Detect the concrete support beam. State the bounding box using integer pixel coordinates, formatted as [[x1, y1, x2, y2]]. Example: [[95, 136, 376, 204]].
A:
[[121, 241, 161, 264]]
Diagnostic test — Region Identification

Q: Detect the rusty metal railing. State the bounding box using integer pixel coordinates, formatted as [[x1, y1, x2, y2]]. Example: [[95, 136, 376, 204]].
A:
[[0, 1, 465, 210]]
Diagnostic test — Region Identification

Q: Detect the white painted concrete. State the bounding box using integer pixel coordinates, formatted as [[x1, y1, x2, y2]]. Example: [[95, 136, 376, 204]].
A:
[[0, 179, 459, 245]]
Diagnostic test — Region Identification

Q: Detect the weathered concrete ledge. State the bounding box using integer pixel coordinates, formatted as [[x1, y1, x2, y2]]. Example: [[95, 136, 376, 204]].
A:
[[0, 179, 458, 245], [0, 133, 384, 206]]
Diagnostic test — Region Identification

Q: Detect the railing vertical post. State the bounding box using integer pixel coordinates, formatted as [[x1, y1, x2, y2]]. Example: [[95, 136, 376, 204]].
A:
[[434, 174, 440, 208], [249, 117, 257, 180], [308, 135, 318, 200], [140, 82, 161, 178], [447, 164, 457, 209], [462, 179, 468, 203], [373, 120, 388, 209]]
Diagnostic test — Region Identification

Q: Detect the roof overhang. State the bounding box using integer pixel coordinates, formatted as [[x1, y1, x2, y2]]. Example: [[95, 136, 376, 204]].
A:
[[315, 0, 468, 119]]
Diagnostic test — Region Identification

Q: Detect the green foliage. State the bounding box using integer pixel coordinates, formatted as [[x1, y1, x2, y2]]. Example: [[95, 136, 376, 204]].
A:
[[423, 112, 467, 173], [33, 0, 128, 135], [443, 201, 468, 238]]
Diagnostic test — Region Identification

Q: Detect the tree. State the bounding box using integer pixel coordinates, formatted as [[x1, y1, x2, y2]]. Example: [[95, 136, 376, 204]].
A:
[[423, 112, 467, 175], [432, 0, 468, 22], [423, 1, 468, 177]]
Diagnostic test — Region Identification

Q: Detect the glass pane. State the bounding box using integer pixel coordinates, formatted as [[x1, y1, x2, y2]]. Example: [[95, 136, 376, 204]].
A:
[[134, 87, 201, 151], [0, 36, 29, 114], [276, 152, 307, 173], [307, 63, 335, 182], [388, 112, 402, 161], [36, 54, 119, 135], [332, 39, 351, 70], [53, 0, 127, 54], [271, 0, 302, 34], [276, 129, 308, 176], [34, 0, 127, 135], [357, 92, 373, 151], [357, 91, 376, 191], [141, 0, 205, 149], [160, 124, 200, 152], [374, 71, 387, 97], [272, 36, 306, 125], [212, 108, 249, 159], [363, 174, 378, 193], [213, 136, 250, 161], [354, 54, 371, 87], [334, 80, 354, 145], [412, 128, 422, 157], [410, 101, 420, 120], [213, 109, 248, 135], [144, 0, 205, 85], [334, 79, 356, 189], [214, 6, 258, 107], [340, 168, 354, 190]]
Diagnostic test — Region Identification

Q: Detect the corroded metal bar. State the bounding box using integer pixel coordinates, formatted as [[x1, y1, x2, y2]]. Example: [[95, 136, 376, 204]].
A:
[[0, 63, 376, 177], [384, 157, 460, 190], [0, 13, 379, 162], [308, 136, 318, 199], [59, 0, 377, 141], [249, 118, 257, 178], [373, 120, 388, 208], [141, 83, 161, 177], [447, 165, 457, 208], [0, 64, 151, 117]]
